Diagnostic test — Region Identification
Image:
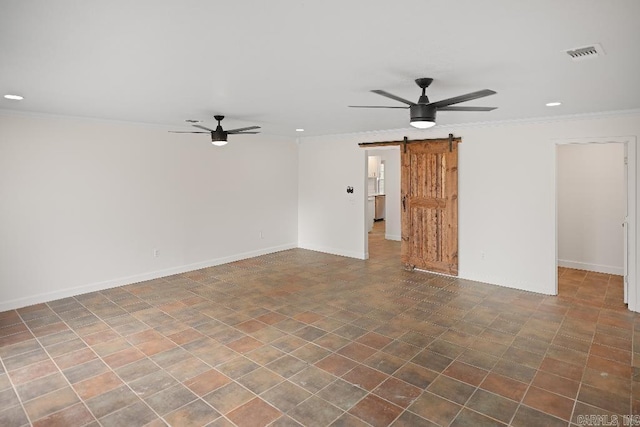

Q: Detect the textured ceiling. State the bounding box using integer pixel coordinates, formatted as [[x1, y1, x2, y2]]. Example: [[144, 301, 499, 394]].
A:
[[1, 0, 639, 137]]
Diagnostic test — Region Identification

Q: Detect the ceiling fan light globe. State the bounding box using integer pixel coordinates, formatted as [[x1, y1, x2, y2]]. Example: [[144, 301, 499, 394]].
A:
[[410, 120, 436, 129], [211, 140, 228, 146]]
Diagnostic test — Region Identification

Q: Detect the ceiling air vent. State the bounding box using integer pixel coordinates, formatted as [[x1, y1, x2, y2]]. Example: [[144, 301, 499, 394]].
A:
[[565, 43, 605, 61]]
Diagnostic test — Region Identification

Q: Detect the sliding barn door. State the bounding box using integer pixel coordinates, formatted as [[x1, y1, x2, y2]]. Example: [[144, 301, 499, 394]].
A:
[[401, 139, 458, 275]]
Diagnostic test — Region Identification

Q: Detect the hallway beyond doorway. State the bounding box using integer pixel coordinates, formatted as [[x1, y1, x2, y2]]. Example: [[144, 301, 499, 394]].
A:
[[368, 220, 400, 262], [558, 267, 625, 310]]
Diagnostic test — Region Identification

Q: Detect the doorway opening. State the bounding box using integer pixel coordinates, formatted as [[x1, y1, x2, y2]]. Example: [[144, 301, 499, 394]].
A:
[[555, 136, 637, 311], [365, 147, 401, 262]]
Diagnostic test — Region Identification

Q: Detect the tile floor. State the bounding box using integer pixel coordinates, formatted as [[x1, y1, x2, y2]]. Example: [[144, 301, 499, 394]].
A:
[[0, 221, 637, 426]]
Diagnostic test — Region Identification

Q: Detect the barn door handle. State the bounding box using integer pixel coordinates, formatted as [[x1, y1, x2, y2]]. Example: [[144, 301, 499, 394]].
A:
[[402, 196, 406, 212]]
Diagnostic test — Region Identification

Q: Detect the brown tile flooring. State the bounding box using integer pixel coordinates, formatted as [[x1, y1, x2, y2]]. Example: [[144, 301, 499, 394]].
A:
[[0, 220, 638, 426]]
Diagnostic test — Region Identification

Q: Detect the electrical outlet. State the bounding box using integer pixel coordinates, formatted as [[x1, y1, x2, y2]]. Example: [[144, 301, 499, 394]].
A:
[[153, 249, 159, 258]]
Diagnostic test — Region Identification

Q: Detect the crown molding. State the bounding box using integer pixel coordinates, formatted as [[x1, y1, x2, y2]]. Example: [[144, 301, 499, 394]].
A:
[[297, 108, 640, 142], [3, 107, 640, 140], [0, 108, 177, 130]]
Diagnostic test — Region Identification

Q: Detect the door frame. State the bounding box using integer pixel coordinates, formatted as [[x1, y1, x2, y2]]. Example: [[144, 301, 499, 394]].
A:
[[554, 136, 637, 311]]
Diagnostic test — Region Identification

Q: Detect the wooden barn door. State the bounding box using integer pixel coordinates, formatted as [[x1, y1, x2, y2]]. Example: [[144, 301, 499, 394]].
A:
[[401, 139, 459, 275]]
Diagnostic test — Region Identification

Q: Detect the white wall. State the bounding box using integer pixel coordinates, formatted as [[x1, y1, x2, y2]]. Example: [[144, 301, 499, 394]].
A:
[[557, 143, 625, 274], [0, 113, 299, 310], [4, 112, 638, 311], [298, 136, 366, 259], [297, 113, 640, 300]]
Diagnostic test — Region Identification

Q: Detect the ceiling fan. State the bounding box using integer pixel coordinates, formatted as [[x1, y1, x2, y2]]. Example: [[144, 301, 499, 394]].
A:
[[169, 115, 260, 146], [349, 78, 497, 129]]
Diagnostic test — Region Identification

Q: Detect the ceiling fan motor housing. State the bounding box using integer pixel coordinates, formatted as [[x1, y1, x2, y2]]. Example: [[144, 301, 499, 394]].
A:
[[211, 128, 228, 142], [410, 104, 436, 123]]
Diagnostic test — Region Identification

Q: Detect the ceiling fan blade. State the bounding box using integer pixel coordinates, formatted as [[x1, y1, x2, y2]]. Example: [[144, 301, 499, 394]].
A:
[[226, 126, 261, 133], [371, 90, 416, 106], [231, 131, 260, 134], [428, 89, 497, 108], [348, 105, 409, 109], [168, 131, 210, 133], [438, 106, 497, 111], [192, 124, 216, 132]]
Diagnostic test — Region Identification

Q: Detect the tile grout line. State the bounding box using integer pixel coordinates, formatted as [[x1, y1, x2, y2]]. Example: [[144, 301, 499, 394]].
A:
[[2, 251, 632, 427], [14, 305, 99, 427], [113, 272, 361, 425], [0, 332, 34, 427], [62, 295, 173, 427], [511, 290, 568, 425], [56, 296, 176, 427], [36, 290, 198, 426], [98, 281, 245, 426]]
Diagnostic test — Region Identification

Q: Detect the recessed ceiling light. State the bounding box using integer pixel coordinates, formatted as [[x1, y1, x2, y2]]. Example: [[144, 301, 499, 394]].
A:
[[4, 94, 24, 100], [546, 102, 562, 107], [296, 128, 305, 132]]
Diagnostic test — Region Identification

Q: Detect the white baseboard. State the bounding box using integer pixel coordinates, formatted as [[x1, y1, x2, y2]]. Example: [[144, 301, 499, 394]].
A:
[[558, 259, 624, 276], [457, 272, 557, 296], [297, 243, 366, 260], [0, 243, 297, 312], [385, 234, 401, 241]]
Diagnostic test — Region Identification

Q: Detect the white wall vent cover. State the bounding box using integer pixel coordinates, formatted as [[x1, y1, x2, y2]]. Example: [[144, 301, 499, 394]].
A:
[[565, 43, 605, 61]]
